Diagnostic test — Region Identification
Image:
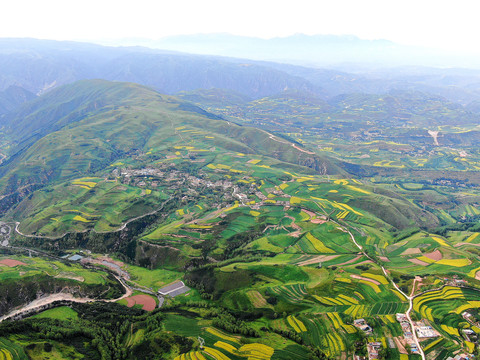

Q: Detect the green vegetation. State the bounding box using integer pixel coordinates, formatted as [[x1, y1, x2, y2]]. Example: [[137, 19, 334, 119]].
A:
[[1, 80, 480, 359], [0, 254, 123, 316], [32, 307, 79, 321]]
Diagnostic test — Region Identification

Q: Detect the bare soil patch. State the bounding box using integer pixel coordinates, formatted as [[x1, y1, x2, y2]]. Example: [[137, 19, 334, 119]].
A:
[[400, 248, 422, 256], [332, 255, 362, 267], [350, 274, 381, 285], [424, 250, 442, 261], [246, 290, 272, 309], [55, 272, 84, 282], [297, 254, 339, 266], [0, 259, 27, 267], [394, 337, 408, 354], [355, 260, 374, 266], [454, 242, 480, 248], [408, 258, 429, 266], [379, 256, 390, 262], [125, 294, 156, 311], [292, 144, 315, 154], [301, 209, 327, 224]]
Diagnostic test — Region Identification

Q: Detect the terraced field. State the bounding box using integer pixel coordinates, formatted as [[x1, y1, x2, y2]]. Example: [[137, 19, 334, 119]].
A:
[[1, 79, 480, 359]]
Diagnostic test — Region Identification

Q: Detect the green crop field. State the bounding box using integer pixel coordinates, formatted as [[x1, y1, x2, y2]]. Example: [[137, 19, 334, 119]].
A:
[[0, 72, 480, 360]]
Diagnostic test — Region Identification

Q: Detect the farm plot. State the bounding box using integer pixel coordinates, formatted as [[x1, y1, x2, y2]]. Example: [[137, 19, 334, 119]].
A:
[[0, 259, 27, 267], [268, 284, 309, 304], [0, 338, 28, 360], [410, 286, 480, 340], [413, 286, 465, 314], [123, 295, 157, 311], [287, 315, 307, 332], [300, 314, 348, 358], [294, 232, 335, 254], [0, 256, 106, 285], [202, 341, 275, 360]]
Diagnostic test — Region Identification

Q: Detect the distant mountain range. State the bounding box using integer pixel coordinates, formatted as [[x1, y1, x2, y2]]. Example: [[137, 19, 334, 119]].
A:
[[2, 38, 480, 116], [104, 33, 480, 69], [0, 38, 316, 99]]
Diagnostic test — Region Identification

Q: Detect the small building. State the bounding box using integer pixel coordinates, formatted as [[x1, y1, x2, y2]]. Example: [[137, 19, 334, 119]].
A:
[[158, 281, 190, 298], [463, 311, 474, 321], [360, 325, 373, 333], [68, 254, 84, 261], [354, 318, 373, 334], [416, 326, 438, 338], [354, 318, 367, 325], [367, 342, 382, 360], [446, 355, 469, 360], [463, 329, 477, 342]]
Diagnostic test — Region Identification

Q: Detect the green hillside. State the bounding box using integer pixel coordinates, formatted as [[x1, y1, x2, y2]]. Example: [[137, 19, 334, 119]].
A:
[[1, 79, 480, 360], [0, 80, 342, 215]]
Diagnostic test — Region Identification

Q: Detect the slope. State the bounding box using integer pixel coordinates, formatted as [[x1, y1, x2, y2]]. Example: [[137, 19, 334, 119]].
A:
[[0, 80, 342, 218]]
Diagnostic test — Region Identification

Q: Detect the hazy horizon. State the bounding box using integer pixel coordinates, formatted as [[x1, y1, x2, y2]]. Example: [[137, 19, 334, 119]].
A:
[[2, 0, 480, 54]]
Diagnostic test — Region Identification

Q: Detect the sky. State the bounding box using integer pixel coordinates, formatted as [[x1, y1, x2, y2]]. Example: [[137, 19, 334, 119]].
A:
[[0, 0, 479, 53]]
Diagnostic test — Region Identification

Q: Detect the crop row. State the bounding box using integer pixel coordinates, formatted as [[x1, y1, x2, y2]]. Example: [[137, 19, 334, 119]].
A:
[[413, 286, 464, 312], [174, 352, 206, 360], [212, 341, 275, 359], [287, 315, 307, 332]]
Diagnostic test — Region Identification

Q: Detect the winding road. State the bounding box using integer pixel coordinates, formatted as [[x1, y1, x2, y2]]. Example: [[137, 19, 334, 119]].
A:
[[0, 273, 133, 323], [13, 196, 172, 240], [311, 196, 427, 360], [335, 221, 425, 360]]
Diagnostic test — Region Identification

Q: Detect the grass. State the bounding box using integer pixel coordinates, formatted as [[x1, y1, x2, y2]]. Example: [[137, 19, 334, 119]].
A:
[[31, 306, 78, 321], [0, 256, 106, 285], [125, 264, 182, 291]]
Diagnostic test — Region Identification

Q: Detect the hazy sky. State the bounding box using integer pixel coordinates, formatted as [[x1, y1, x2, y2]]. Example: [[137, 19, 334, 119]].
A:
[[1, 0, 478, 52]]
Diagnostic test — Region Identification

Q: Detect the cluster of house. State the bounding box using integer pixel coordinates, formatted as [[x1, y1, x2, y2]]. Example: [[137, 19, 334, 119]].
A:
[[463, 328, 478, 343], [462, 311, 480, 328], [462, 311, 480, 354], [353, 319, 381, 360], [395, 314, 420, 354], [366, 342, 382, 360], [354, 318, 373, 333], [117, 167, 236, 191], [347, 312, 475, 359], [444, 275, 468, 287]]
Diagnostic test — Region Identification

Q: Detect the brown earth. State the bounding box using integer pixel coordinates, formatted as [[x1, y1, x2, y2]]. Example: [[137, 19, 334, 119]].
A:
[[0, 259, 27, 267], [351, 274, 381, 285], [454, 242, 480, 248], [423, 250, 443, 261], [408, 258, 429, 266], [296, 255, 340, 266], [125, 295, 156, 311], [355, 260, 374, 266], [400, 248, 422, 256], [332, 255, 362, 267]]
